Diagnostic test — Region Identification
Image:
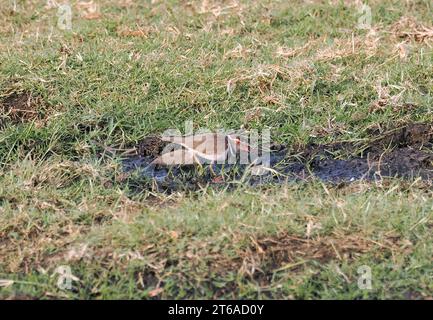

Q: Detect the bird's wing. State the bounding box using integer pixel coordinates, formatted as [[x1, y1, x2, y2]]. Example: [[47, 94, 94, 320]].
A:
[[151, 148, 197, 166], [160, 134, 198, 144], [161, 134, 227, 160], [194, 135, 227, 159]]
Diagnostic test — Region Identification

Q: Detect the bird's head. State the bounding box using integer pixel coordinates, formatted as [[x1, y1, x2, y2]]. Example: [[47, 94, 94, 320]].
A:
[[226, 134, 250, 155]]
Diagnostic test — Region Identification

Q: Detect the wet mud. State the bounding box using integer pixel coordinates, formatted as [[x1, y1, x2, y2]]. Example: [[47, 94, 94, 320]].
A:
[[0, 91, 44, 129], [122, 123, 433, 192]]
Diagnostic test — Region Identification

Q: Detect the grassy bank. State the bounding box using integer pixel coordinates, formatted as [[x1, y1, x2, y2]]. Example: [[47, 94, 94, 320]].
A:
[[0, 0, 432, 299]]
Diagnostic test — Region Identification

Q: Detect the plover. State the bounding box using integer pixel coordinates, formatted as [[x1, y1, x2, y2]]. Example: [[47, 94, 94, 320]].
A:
[[151, 132, 250, 167]]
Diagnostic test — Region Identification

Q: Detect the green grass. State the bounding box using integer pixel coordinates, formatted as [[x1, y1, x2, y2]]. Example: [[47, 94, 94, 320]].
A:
[[0, 0, 432, 299]]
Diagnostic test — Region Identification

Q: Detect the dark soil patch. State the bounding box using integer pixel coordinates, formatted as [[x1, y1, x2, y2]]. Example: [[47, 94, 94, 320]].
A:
[[122, 122, 433, 192], [46, 231, 401, 299], [0, 91, 46, 128], [137, 135, 171, 158], [187, 232, 398, 298], [238, 233, 387, 284]]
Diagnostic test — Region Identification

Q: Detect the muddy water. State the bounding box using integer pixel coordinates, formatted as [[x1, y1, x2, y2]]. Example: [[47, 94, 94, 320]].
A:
[[122, 123, 433, 192]]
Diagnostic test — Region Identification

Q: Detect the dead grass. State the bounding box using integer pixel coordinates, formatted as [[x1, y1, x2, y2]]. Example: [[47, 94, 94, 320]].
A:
[[389, 16, 433, 44], [39, 226, 410, 299], [0, 0, 432, 299], [0, 91, 44, 127]]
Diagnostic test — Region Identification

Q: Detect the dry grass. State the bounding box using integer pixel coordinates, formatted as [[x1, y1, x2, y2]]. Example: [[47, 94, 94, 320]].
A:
[[0, 0, 432, 299]]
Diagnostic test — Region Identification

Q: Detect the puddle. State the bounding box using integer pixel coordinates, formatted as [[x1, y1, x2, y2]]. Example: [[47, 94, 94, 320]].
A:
[[122, 123, 433, 192]]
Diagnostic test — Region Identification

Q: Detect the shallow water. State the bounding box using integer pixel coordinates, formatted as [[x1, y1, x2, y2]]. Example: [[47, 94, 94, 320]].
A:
[[122, 123, 433, 192], [122, 152, 432, 192]]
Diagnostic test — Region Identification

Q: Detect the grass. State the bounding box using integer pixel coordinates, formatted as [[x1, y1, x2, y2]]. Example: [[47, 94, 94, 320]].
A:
[[0, 0, 432, 299]]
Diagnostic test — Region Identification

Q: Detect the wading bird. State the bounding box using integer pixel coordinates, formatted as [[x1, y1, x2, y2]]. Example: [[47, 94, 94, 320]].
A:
[[151, 132, 251, 172]]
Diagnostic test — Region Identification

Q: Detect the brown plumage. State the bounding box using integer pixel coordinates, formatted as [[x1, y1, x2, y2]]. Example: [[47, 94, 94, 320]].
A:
[[151, 132, 250, 166]]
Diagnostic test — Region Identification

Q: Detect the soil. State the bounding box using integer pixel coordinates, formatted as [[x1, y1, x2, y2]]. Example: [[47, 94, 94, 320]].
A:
[[137, 135, 170, 157], [0, 91, 42, 128], [193, 231, 398, 298], [122, 122, 433, 192]]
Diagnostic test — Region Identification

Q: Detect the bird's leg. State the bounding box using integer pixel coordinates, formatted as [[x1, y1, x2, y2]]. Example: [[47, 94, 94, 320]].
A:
[[193, 152, 205, 176], [209, 160, 217, 177]]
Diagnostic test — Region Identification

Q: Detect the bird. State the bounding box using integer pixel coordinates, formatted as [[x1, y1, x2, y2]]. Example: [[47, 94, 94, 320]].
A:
[[150, 132, 251, 170]]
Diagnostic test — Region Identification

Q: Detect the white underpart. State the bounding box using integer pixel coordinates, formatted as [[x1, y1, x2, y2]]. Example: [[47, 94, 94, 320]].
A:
[[162, 134, 230, 163]]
